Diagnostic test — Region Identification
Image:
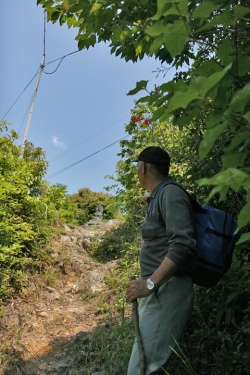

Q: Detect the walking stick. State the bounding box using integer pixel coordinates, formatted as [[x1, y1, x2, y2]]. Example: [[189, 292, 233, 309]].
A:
[[132, 298, 146, 375]]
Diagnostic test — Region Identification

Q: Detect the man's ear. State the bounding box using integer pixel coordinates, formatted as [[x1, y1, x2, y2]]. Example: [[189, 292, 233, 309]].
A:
[[142, 162, 146, 174]]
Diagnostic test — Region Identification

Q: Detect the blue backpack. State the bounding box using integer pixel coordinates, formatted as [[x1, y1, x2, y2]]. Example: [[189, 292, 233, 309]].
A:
[[156, 182, 238, 288]]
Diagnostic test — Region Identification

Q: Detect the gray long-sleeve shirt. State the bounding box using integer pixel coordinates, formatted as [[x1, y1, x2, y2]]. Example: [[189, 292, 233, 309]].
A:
[[140, 176, 197, 277]]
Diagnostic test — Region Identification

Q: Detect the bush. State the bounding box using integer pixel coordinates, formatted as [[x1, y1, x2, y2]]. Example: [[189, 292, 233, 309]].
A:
[[70, 187, 119, 225]]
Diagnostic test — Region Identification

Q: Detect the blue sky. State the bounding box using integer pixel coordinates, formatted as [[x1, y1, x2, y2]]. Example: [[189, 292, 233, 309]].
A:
[[1, 1, 175, 194]]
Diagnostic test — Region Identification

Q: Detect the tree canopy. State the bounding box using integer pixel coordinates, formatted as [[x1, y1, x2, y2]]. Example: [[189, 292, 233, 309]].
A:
[[38, 0, 250, 243]]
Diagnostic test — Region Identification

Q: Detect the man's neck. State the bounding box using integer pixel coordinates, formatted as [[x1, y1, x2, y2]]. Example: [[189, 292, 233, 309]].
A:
[[146, 176, 167, 193]]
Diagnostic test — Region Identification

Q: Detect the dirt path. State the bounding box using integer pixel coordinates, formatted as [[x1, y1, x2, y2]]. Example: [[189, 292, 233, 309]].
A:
[[0, 222, 120, 375]]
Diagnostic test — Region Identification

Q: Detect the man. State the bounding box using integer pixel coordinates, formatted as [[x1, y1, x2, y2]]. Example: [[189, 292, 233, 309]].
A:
[[126, 146, 197, 375]]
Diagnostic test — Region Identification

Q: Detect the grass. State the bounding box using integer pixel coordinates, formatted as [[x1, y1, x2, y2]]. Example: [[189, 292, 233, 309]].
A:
[[68, 314, 135, 375]]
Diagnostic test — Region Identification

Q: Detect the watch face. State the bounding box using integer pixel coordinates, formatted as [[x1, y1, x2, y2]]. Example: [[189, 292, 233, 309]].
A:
[[147, 278, 155, 290]]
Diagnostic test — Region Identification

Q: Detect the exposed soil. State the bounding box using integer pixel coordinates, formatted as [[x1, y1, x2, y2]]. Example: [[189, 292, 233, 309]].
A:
[[0, 221, 121, 375]]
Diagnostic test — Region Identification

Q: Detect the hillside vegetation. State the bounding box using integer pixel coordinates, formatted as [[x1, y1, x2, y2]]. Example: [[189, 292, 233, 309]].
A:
[[0, 122, 117, 301]]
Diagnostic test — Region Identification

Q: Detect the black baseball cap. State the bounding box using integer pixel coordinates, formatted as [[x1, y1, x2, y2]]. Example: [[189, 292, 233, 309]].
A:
[[131, 146, 170, 167]]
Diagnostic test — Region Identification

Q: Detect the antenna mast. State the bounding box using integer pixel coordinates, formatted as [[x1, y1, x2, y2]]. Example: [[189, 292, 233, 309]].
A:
[[20, 55, 45, 156], [20, 12, 46, 157]]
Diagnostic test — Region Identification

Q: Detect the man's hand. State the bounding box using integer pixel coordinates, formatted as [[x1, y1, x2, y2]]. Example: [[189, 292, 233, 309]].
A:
[[126, 279, 152, 302]]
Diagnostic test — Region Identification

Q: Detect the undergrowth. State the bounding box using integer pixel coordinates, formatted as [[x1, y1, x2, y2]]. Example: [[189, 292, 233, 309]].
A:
[[71, 220, 250, 375], [68, 315, 134, 375]]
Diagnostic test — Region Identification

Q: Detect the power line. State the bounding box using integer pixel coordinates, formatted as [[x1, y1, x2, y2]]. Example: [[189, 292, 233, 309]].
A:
[[44, 50, 80, 74], [0, 68, 40, 122], [50, 115, 130, 162], [44, 58, 65, 74], [47, 136, 129, 179], [1, 50, 81, 121], [44, 50, 80, 67], [59, 152, 117, 182]]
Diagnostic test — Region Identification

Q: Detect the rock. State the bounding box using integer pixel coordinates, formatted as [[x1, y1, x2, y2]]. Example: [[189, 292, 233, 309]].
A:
[[38, 311, 49, 317], [81, 238, 91, 250]]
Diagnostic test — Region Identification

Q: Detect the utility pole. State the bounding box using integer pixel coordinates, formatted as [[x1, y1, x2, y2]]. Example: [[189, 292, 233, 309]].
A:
[[20, 54, 45, 157]]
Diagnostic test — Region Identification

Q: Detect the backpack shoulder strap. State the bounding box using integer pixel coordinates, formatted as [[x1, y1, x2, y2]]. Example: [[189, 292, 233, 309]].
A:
[[156, 181, 206, 217]]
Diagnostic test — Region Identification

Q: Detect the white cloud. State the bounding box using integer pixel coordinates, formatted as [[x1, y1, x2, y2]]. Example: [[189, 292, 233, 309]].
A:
[[51, 136, 66, 148]]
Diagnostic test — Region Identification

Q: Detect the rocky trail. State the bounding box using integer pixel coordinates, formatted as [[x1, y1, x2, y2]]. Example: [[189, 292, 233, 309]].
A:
[[0, 221, 121, 375]]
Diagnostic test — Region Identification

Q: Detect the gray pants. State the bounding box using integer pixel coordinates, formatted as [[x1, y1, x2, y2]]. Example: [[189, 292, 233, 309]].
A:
[[127, 275, 194, 375]]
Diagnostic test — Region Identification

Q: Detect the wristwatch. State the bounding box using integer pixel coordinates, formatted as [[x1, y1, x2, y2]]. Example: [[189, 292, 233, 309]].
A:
[[146, 277, 155, 292]]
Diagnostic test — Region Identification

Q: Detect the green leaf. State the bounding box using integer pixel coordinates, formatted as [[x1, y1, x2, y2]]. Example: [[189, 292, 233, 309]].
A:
[[145, 21, 166, 37], [202, 63, 232, 93], [137, 95, 151, 103], [162, 6, 180, 17], [222, 151, 248, 169], [168, 88, 199, 111], [127, 80, 148, 96], [205, 111, 223, 128], [236, 232, 250, 245], [217, 38, 233, 66], [208, 185, 230, 201], [176, 0, 188, 16], [214, 86, 229, 109], [237, 202, 250, 231], [151, 0, 170, 20], [243, 111, 250, 124], [168, 64, 231, 111], [50, 10, 61, 21], [195, 60, 222, 75], [230, 82, 250, 106], [196, 10, 232, 32], [67, 16, 76, 28], [90, 2, 102, 14], [151, 106, 168, 121], [197, 168, 250, 190], [149, 34, 165, 54], [192, 2, 218, 19], [237, 56, 250, 77], [112, 28, 120, 43], [164, 20, 189, 57], [199, 122, 227, 159], [135, 44, 143, 56], [225, 130, 250, 152], [234, 5, 250, 21]]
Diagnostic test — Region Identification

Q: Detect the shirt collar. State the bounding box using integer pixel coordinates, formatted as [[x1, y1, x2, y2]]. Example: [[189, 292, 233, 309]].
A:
[[147, 176, 173, 201]]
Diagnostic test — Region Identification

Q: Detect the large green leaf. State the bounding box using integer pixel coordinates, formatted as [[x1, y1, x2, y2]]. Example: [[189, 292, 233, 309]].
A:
[[225, 130, 250, 152], [149, 34, 165, 55], [217, 38, 233, 66], [236, 232, 250, 245], [222, 151, 248, 169], [127, 80, 148, 95], [201, 64, 232, 93], [168, 88, 199, 111], [197, 168, 250, 190], [237, 202, 250, 231], [205, 111, 224, 128], [234, 5, 250, 21], [145, 21, 166, 37], [199, 122, 227, 159], [168, 64, 231, 111], [243, 111, 250, 124], [151, 0, 170, 20], [164, 20, 189, 57], [192, 2, 218, 19], [230, 83, 250, 106]]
